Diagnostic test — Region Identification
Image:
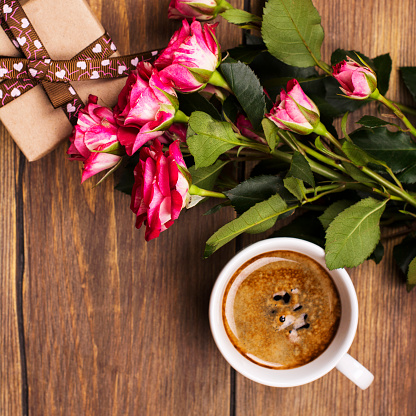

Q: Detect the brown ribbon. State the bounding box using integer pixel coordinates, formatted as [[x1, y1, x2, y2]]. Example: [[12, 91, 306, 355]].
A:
[[0, 0, 159, 124]]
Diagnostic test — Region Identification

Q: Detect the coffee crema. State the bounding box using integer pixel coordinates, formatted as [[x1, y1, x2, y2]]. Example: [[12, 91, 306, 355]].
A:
[[222, 250, 341, 369]]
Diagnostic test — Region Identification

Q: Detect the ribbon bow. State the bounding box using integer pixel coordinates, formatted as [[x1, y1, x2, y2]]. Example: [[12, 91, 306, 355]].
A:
[[0, 0, 157, 124]]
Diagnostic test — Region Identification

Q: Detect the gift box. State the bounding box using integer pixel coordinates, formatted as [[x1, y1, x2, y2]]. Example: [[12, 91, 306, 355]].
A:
[[0, 0, 127, 161]]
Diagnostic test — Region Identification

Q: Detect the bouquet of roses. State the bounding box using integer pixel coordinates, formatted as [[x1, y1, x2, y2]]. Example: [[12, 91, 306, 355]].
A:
[[68, 0, 416, 291]]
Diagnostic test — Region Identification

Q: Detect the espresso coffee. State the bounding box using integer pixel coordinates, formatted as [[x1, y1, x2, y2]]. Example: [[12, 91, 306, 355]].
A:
[[222, 250, 341, 369]]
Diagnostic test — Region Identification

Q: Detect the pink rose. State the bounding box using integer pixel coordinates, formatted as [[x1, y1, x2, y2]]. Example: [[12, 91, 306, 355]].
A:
[[131, 139, 189, 241], [235, 114, 267, 144], [155, 19, 221, 93], [67, 95, 122, 183], [115, 62, 179, 156], [332, 57, 377, 99], [266, 79, 320, 135], [168, 0, 230, 21]]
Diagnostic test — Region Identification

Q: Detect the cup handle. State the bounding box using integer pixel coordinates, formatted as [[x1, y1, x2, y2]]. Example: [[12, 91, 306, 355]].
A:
[[335, 353, 374, 390]]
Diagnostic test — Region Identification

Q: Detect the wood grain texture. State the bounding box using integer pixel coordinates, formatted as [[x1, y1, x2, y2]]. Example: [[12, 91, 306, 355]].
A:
[[0, 126, 23, 415], [20, 1, 243, 415], [235, 1, 416, 415]]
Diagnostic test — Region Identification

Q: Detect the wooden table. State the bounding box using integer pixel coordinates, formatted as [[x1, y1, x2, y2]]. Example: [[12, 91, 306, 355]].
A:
[[1, 0, 416, 415]]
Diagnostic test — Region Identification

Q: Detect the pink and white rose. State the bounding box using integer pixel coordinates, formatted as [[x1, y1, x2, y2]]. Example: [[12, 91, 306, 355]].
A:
[[332, 57, 377, 100], [266, 79, 320, 135], [155, 19, 221, 93], [130, 139, 190, 241], [67, 95, 122, 183], [115, 62, 179, 156], [168, 0, 230, 21]]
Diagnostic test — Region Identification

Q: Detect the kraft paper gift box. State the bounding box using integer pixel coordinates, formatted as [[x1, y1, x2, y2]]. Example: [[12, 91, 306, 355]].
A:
[[0, 0, 127, 161]]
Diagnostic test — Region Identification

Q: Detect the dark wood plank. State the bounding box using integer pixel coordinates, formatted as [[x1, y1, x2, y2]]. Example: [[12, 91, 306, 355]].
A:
[[235, 1, 416, 415], [0, 127, 23, 415], [22, 1, 243, 415]]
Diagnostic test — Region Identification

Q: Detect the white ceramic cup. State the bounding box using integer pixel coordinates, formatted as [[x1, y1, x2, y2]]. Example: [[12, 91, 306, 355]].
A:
[[209, 237, 374, 390]]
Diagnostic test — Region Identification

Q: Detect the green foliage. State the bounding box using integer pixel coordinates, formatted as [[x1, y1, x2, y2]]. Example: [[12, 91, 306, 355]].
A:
[[319, 200, 354, 230], [350, 127, 416, 173], [189, 160, 228, 191], [261, 118, 279, 151], [225, 175, 288, 215], [178, 92, 221, 120], [407, 257, 416, 291], [393, 232, 416, 289], [221, 9, 262, 29], [204, 194, 290, 256], [270, 212, 325, 247], [220, 62, 266, 129], [325, 197, 387, 269], [400, 67, 416, 101], [187, 111, 243, 168], [286, 152, 315, 187], [262, 0, 324, 68], [283, 177, 307, 201], [356, 115, 396, 129]]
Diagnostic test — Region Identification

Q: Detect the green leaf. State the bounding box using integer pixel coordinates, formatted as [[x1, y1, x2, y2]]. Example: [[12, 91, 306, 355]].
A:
[[373, 53, 392, 95], [225, 175, 292, 215], [222, 95, 240, 123], [368, 241, 385, 264], [341, 162, 377, 184], [342, 141, 383, 167], [397, 164, 416, 184], [188, 160, 228, 191], [350, 127, 416, 173], [287, 151, 315, 187], [220, 62, 266, 129], [221, 9, 262, 24], [187, 111, 243, 168], [400, 67, 416, 101], [204, 194, 290, 257], [283, 177, 307, 201], [270, 211, 325, 247], [251, 159, 289, 177], [407, 257, 416, 291], [393, 232, 416, 275], [356, 115, 396, 129], [178, 92, 221, 120], [325, 197, 387, 269], [262, 0, 324, 68], [261, 118, 279, 151], [319, 200, 355, 230], [227, 45, 266, 64]]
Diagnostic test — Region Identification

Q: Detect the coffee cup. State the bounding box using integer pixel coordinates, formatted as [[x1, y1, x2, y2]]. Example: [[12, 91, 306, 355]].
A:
[[209, 237, 374, 389]]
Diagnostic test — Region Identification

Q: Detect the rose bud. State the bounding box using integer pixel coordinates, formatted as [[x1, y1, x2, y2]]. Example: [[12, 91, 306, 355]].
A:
[[115, 62, 187, 156], [235, 114, 267, 144], [168, 0, 232, 21], [67, 95, 122, 183], [332, 57, 377, 99], [130, 139, 190, 241], [155, 19, 226, 93], [266, 79, 320, 135]]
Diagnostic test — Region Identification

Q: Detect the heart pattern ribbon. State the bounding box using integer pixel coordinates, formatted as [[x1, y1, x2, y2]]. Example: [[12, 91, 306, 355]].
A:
[[0, 0, 158, 124]]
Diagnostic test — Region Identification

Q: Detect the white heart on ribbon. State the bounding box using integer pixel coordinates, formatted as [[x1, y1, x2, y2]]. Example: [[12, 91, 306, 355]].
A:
[[13, 62, 23, 72], [67, 103, 76, 113], [0, 90, 3, 99], [3, 5, 12, 14], [29, 68, 39, 78], [34, 40, 42, 49], [110, 42, 117, 51], [131, 57, 139, 67], [90, 71, 100, 79], [17, 37, 26, 46], [55, 70, 66, 79], [77, 61, 87, 70], [29, 68, 38, 78], [12, 40, 19, 49], [68, 86, 76, 96], [44, 59, 51, 64], [92, 44, 102, 54], [118, 65, 126, 75], [101, 59, 110, 66], [151, 50, 158, 56], [11, 88, 21, 98], [0, 68, 8, 77], [21, 18, 29, 29]]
